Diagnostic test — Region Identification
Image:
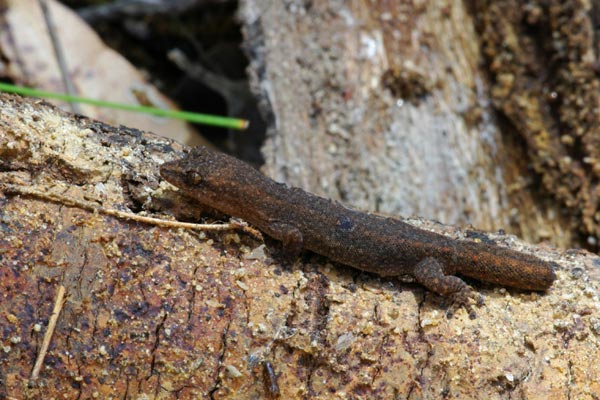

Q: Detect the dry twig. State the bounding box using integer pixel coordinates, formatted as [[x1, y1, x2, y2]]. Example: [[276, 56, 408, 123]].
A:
[[37, 0, 82, 114], [0, 183, 262, 238], [30, 285, 67, 381]]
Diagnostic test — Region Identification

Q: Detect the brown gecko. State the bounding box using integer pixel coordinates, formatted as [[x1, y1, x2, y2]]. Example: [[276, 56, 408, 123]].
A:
[[160, 146, 557, 302]]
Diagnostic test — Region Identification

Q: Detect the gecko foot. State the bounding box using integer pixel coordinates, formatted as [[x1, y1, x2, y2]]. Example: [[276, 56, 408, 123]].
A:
[[269, 221, 304, 261], [413, 257, 483, 318], [445, 287, 483, 319]]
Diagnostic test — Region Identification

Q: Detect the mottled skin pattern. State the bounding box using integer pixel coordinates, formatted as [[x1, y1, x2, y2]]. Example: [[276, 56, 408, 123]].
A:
[[160, 146, 557, 298]]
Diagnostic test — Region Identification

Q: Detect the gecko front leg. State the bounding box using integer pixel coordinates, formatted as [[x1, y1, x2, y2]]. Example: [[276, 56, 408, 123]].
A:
[[268, 221, 304, 261]]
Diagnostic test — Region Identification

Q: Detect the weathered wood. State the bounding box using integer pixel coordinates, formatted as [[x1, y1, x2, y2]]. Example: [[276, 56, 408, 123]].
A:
[[0, 94, 597, 399], [238, 0, 578, 249]]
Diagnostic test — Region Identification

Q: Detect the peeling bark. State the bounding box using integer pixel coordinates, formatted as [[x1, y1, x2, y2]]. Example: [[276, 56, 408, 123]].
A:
[[238, 0, 600, 250]]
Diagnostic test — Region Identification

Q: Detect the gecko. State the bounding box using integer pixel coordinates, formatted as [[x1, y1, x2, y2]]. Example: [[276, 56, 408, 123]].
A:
[[160, 146, 557, 303]]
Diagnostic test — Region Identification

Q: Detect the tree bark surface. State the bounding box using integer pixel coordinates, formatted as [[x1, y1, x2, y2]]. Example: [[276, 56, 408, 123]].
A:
[[0, 94, 598, 399], [239, 0, 600, 249]]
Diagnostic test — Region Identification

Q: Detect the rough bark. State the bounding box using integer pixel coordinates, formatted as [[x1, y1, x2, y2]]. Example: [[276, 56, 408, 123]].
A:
[[474, 0, 600, 248], [238, 0, 600, 249], [0, 94, 598, 399]]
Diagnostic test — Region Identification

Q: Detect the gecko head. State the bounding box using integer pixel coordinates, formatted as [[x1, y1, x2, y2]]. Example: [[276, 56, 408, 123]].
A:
[[160, 146, 238, 200], [183, 169, 203, 185]]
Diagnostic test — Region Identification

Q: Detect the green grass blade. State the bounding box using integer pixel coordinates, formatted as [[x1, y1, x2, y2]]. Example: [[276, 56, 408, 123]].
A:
[[0, 82, 248, 130]]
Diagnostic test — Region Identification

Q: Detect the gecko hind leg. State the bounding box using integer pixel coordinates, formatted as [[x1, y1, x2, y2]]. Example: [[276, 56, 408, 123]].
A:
[[413, 257, 479, 318]]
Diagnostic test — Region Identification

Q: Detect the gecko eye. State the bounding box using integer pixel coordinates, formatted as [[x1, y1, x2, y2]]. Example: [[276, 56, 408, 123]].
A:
[[186, 171, 202, 185]]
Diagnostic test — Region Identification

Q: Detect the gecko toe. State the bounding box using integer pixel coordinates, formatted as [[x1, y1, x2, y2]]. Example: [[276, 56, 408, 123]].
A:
[[444, 286, 481, 319]]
